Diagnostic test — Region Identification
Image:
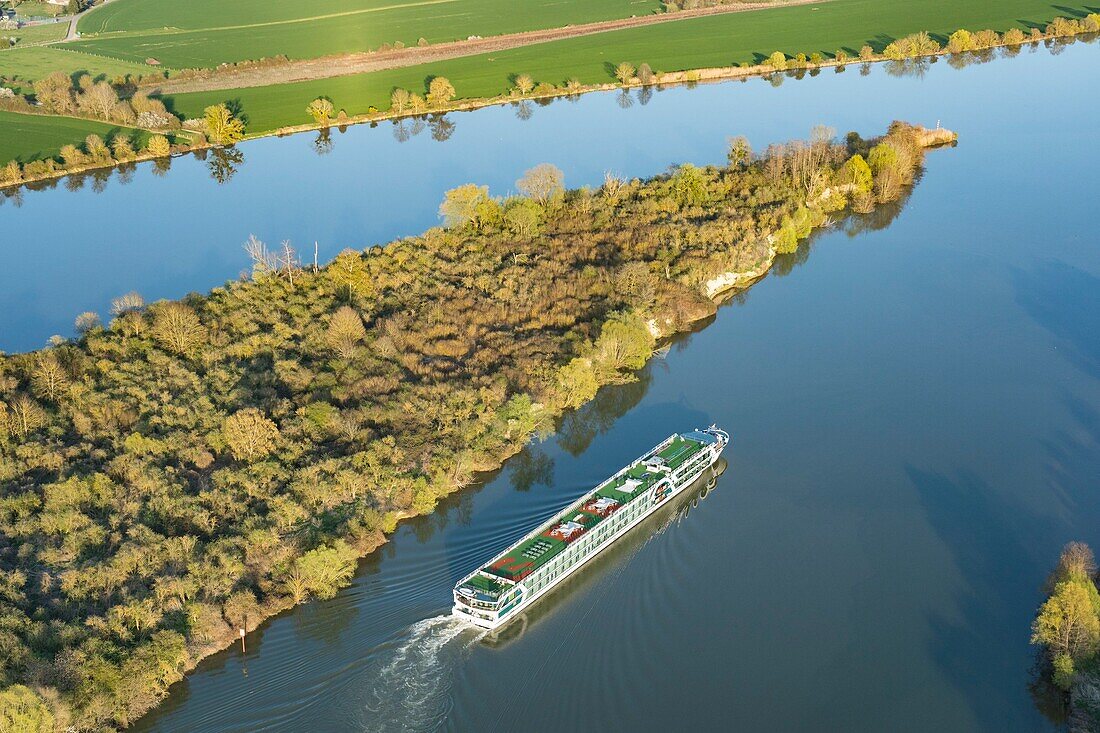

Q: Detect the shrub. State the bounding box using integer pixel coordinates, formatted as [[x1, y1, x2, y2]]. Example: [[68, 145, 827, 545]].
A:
[[947, 29, 974, 53], [767, 51, 787, 70]]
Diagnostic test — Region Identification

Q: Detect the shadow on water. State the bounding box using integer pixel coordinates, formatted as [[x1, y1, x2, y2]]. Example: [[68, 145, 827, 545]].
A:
[[905, 466, 1063, 730], [1012, 261, 1100, 380]]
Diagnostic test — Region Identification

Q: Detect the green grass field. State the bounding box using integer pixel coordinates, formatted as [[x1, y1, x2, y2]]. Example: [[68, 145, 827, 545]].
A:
[[1, 22, 68, 45], [0, 46, 163, 93], [72, 0, 662, 68], [1, 0, 1093, 170], [162, 0, 1094, 133], [0, 110, 135, 162], [13, 2, 64, 19]]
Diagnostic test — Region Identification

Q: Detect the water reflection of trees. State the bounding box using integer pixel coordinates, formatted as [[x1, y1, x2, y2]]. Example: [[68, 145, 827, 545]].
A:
[[429, 115, 455, 142], [208, 146, 244, 184], [313, 128, 334, 155], [1029, 655, 1070, 726], [513, 100, 533, 121], [507, 447, 554, 492], [770, 177, 917, 278], [391, 114, 457, 142], [405, 485, 477, 545], [884, 55, 935, 79], [555, 366, 654, 457]]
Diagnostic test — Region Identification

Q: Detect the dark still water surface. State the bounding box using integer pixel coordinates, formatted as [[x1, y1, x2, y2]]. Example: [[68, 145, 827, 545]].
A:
[[7, 41, 1100, 732]]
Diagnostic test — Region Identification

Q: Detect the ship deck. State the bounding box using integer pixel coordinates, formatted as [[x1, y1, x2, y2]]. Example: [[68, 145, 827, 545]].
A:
[[466, 433, 710, 587]]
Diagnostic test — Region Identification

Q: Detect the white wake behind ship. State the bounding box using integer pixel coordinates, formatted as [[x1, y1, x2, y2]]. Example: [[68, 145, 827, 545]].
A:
[[453, 426, 729, 631]]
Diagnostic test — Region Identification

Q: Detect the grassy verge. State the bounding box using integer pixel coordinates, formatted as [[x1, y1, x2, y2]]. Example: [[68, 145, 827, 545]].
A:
[[72, 0, 663, 68], [160, 0, 1093, 132]]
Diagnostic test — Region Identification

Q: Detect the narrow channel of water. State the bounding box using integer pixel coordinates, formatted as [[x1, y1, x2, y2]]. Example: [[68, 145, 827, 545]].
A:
[[4, 40, 1099, 732]]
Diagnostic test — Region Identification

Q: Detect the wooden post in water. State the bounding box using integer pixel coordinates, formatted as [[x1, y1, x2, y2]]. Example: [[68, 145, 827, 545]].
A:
[[239, 627, 246, 654]]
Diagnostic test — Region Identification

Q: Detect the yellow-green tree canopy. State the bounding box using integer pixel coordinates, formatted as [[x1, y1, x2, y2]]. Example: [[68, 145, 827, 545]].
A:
[[203, 104, 245, 145], [0, 685, 54, 733], [427, 76, 456, 107], [306, 97, 335, 124], [223, 408, 280, 462], [439, 184, 493, 230], [151, 301, 207, 357]]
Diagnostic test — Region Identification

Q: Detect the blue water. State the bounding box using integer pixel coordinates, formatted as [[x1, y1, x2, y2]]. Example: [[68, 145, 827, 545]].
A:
[[4, 40, 1099, 731]]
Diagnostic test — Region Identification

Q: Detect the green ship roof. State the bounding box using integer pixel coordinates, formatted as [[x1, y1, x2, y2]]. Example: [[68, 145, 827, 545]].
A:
[[462, 432, 710, 589]]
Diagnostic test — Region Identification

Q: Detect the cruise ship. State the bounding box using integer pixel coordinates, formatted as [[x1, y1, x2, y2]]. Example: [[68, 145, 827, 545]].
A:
[[453, 426, 729, 630]]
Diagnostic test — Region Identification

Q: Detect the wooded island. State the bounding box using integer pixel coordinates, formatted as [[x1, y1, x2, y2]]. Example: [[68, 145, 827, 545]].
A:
[[0, 121, 951, 729]]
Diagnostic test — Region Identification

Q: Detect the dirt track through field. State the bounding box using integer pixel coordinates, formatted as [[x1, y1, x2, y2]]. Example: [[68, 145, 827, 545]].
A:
[[148, 0, 827, 95]]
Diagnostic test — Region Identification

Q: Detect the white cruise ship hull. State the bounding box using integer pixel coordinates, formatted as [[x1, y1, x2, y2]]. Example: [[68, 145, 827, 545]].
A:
[[453, 427, 728, 632]]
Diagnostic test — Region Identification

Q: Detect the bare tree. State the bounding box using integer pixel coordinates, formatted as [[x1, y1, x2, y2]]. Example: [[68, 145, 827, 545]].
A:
[[244, 235, 278, 277]]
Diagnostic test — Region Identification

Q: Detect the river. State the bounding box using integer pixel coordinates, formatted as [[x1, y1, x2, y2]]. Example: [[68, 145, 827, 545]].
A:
[[4, 39, 1100, 732]]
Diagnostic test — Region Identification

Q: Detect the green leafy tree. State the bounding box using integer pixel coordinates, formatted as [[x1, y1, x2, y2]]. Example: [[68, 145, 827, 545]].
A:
[[286, 542, 358, 601], [593, 312, 654, 376], [671, 163, 708, 206], [839, 153, 873, 194], [556, 358, 599, 409], [504, 197, 543, 237], [767, 51, 787, 70], [0, 685, 54, 733], [1031, 581, 1100, 687], [439, 183, 493, 229], [727, 136, 752, 169], [203, 104, 245, 145]]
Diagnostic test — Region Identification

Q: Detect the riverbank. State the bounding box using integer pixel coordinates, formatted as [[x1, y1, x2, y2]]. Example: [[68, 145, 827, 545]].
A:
[[0, 121, 949, 728], [1, 17, 1084, 190], [1, 0, 1092, 185]]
